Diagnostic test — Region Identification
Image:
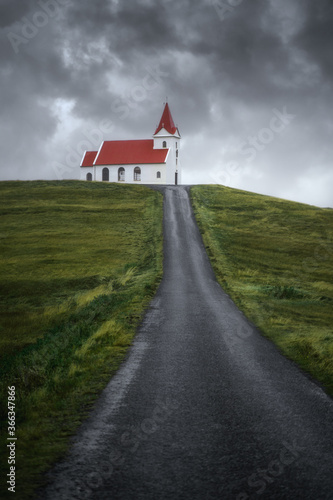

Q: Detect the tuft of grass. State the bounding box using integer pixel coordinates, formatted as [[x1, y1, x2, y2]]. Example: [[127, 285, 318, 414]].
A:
[[191, 184, 333, 396], [262, 285, 306, 300], [0, 180, 163, 499]]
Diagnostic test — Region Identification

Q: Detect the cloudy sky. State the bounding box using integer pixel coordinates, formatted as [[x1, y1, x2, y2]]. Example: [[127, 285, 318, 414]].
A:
[[1, 0, 332, 206]]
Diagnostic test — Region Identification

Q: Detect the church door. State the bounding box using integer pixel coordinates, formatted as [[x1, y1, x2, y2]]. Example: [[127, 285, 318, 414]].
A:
[[102, 168, 109, 181]]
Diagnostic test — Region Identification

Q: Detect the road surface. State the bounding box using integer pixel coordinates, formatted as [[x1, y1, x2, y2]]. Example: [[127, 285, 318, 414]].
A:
[[40, 186, 333, 499]]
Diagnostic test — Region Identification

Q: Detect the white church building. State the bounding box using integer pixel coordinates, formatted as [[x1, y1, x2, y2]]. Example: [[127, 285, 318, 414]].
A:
[[80, 103, 181, 185]]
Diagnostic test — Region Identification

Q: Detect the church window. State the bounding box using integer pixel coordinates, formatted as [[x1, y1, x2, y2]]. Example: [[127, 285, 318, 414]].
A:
[[102, 167, 109, 181], [157, 171, 161, 179], [176, 149, 178, 158], [134, 166, 141, 181], [118, 167, 125, 181], [86, 173, 92, 181], [163, 141, 167, 148]]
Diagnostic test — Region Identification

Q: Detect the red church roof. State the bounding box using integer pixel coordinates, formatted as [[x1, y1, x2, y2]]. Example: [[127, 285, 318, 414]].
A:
[[154, 103, 179, 135], [93, 139, 168, 166], [81, 151, 98, 167]]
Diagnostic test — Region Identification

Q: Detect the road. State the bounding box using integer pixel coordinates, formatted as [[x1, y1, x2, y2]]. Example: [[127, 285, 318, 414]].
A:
[[41, 186, 333, 499]]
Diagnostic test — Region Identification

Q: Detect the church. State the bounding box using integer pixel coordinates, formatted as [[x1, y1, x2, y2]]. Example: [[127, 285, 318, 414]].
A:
[[80, 103, 181, 185]]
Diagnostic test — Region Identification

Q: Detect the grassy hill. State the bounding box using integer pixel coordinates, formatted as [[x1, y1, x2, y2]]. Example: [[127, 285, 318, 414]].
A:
[[0, 180, 163, 499], [191, 185, 333, 396], [1, 180, 332, 498]]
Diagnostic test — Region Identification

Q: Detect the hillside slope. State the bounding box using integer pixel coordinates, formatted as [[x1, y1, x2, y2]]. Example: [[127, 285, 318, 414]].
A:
[[0, 180, 163, 499], [191, 185, 333, 395]]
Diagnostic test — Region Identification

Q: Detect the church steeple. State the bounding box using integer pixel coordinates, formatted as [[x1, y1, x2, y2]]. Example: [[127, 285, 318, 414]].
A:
[[154, 103, 179, 136], [152, 102, 181, 185]]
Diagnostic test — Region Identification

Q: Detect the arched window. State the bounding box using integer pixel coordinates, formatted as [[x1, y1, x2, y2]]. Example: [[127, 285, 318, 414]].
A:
[[86, 173, 92, 181], [162, 141, 167, 148], [118, 167, 125, 182], [157, 171, 161, 179], [134, 166, 141, 181], [102, 167, 109, 181]]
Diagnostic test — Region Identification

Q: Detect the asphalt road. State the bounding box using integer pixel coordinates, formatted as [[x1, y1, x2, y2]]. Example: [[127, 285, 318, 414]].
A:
[[41, 186, 333, 500]]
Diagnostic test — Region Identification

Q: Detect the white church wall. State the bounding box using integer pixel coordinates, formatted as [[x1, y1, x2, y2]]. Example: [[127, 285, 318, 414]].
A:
[[153, 134, 180, 184], [165, 154, 176, 185], [153, 136, 170, 150], [81, 157, 179, 184], [91, 164, 167, 184], [80, 167, 93, 181], [94, 166, 118, 182], [153, 131, 180, 151]]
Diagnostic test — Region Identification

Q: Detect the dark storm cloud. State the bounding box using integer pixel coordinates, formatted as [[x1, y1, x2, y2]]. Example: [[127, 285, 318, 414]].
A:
[[294, 0, 333, 79], [0, 0, 332, 205], [0, 0, 35, 28]]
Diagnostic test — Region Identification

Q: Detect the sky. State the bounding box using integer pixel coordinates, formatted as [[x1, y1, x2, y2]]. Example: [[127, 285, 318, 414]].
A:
[[1, 0, 332, 207]]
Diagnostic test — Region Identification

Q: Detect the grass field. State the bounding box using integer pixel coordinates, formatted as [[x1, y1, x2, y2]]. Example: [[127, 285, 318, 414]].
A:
[[191, 185, 333, 395], [0, 180, 163, 499]]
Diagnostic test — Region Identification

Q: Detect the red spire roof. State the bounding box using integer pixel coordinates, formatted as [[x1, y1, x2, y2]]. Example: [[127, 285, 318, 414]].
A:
[[154, 103, 178, 135]]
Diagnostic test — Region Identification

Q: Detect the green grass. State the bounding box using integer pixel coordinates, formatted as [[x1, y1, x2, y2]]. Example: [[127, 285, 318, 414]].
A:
[[191, 185, 333, 395], [0, 180, 163, 499]]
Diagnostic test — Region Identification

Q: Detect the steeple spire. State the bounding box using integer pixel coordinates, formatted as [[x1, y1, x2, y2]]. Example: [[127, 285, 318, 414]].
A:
[[154, 103, 178, 135]]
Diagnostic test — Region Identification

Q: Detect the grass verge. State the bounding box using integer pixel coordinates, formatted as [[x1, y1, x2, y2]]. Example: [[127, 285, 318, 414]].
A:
[[191, 185, 333, 395], [0, 180, 163, 499]]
